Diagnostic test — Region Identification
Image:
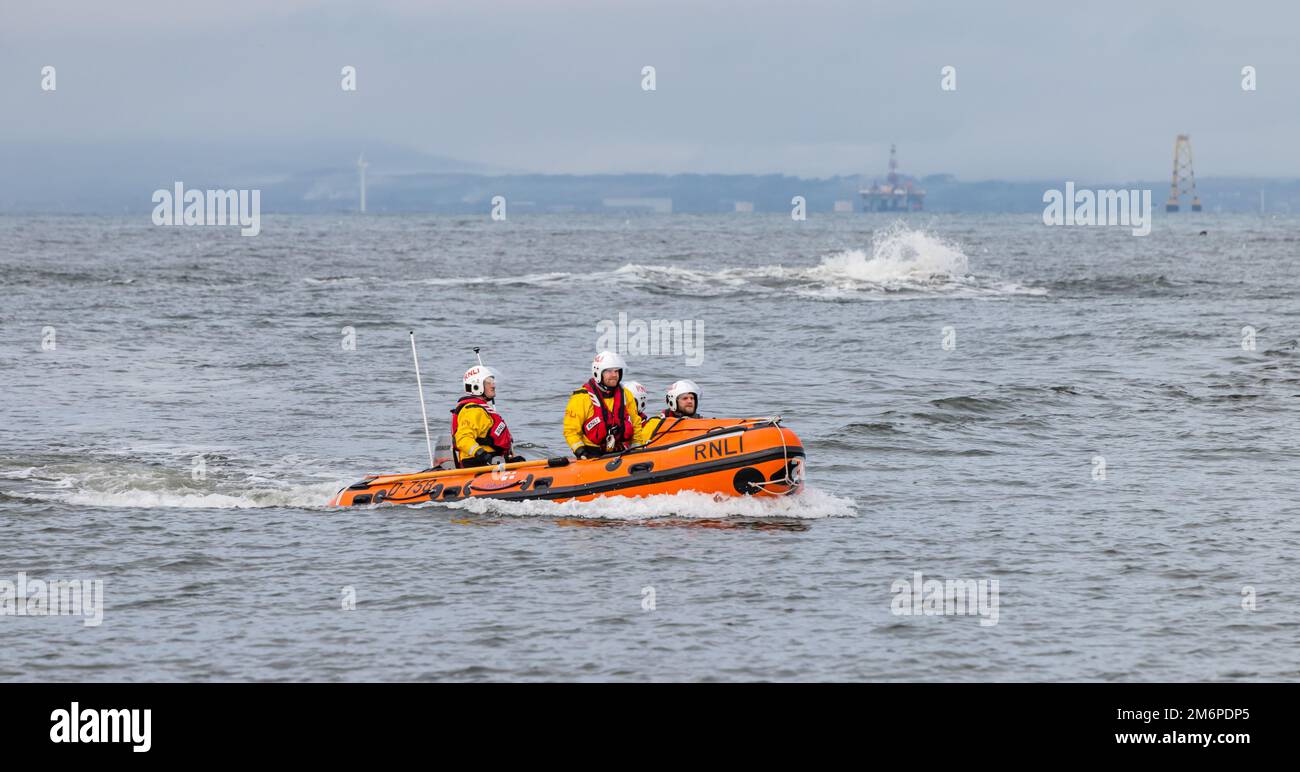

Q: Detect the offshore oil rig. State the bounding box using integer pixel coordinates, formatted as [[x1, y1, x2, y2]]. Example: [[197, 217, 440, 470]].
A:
[[860, 144, 925, 211], [1165, 134, 1202, 212]]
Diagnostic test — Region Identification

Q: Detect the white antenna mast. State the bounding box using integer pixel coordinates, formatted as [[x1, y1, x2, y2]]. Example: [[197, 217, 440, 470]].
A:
[[409, 331, 435, 468]]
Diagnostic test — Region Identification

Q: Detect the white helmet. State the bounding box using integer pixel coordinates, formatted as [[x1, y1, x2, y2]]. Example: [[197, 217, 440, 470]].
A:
[[591, 350, 627, 381], [666, 379, 701, 414], [624, 380, 648, 414], [463, 365, 498, 396]]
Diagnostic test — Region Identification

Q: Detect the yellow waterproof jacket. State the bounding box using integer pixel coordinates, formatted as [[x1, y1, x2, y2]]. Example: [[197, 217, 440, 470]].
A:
[[452, 402, 499, 463], [640, 411, 696, 445], [641, 415, 663, 444], [563, 385, 646, 453]]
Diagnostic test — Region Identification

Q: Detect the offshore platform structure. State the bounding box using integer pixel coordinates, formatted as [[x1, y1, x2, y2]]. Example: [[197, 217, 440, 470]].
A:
[[1165, 134, 1202, 212], [860, 144, 925, 211]]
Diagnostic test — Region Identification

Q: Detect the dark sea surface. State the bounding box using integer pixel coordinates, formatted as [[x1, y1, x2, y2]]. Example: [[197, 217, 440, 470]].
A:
[[1, 212, 1298, 681]]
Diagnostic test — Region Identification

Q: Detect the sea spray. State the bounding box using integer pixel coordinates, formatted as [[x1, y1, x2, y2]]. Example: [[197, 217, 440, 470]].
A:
[[441, 487, 856, 521]]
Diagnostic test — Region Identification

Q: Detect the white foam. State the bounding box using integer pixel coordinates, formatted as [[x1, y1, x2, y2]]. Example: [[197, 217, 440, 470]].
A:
[[298, 223, 1041, 300], [416, 271, 574, 287], [40, 482, 344, 509], [612, 223, 1042, 299], [303, 276, 368, 285], [439, 487, 855, 520], [611, 263, 751, 294], [9, 465, 344, 510], [0, 466, 41, 480], [810, 223, 970, 284]]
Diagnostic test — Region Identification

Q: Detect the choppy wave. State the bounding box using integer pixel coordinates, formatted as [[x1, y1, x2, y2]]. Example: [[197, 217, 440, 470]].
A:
[[300, 223, 1043, 300], [614, 223, 1042, 299], [417, 272, 575, 288], [1038, 274, 1188, 296], [0, 458, 343, 510], [304, 272, 576, 288], [30, 484, 342, 509]]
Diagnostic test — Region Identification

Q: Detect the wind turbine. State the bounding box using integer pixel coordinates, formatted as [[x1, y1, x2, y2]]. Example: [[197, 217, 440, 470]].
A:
[[357, 153, 369, 213]]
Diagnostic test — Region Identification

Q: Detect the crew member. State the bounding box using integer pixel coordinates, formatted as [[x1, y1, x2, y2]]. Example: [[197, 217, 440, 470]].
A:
[[624, 380, 649, 422], [451, 365, 523, 468], [641, 379, 703, 442], [563, 351, 644, 459]]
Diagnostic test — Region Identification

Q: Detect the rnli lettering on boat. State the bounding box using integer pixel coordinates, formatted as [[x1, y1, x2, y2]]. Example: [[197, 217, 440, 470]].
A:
[[693, 433, 744, 460]]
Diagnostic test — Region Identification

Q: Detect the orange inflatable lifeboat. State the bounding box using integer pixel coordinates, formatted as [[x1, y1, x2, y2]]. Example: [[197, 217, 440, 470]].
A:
[[329, 417, 805, 506]]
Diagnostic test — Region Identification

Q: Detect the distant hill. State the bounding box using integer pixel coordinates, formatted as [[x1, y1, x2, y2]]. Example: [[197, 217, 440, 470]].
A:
[[0, 139, 493, 213], [0, 140, 1295, 214]]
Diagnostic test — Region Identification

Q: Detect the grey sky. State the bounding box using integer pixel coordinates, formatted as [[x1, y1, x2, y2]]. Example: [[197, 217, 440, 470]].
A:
[[2, 0, 1297, 180]]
